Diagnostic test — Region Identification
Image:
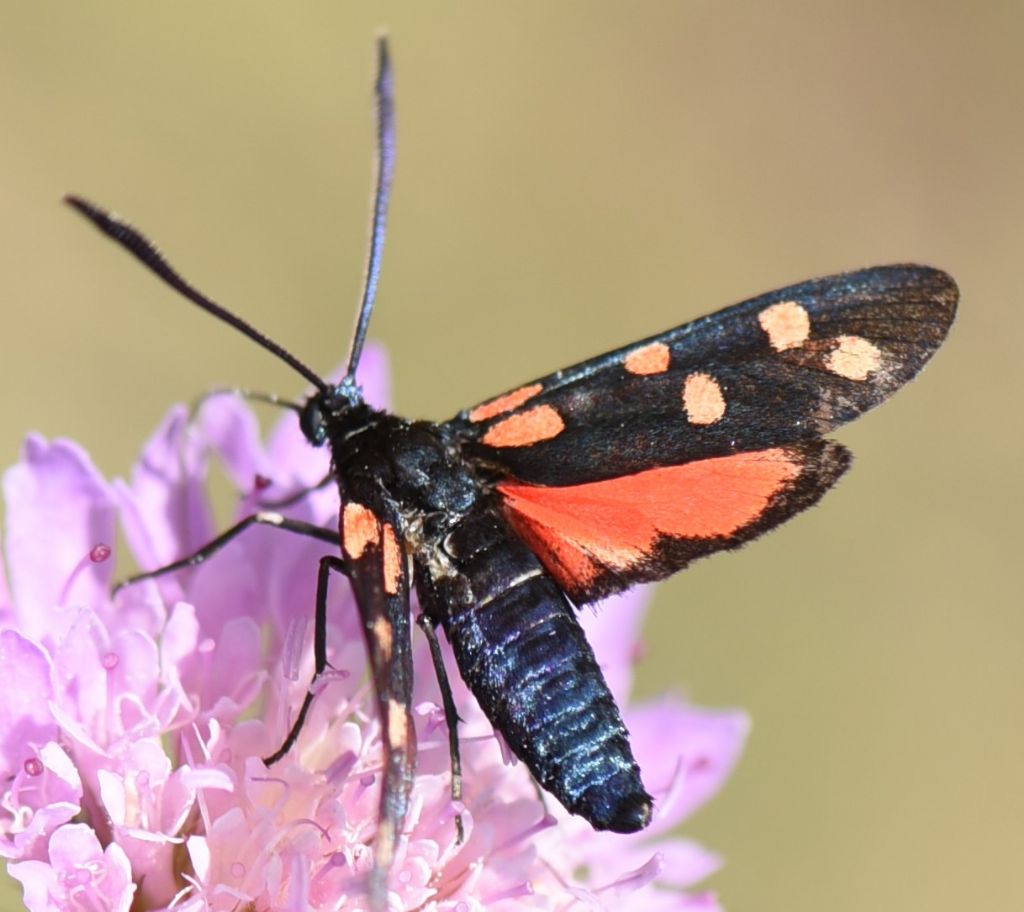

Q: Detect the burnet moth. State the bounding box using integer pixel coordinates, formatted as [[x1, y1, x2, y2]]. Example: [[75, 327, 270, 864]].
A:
[[66, 36, 957, 907]]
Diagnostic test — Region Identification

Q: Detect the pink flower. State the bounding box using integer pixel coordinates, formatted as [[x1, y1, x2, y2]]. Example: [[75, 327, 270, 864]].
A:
[[0, 345, 747, 910]]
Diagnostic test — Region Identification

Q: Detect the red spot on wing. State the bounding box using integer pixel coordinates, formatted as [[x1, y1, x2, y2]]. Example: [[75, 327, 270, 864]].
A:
[[682, 372, 726, 425], [482, 405, 565, 448], [498, 449, 801, 590], [469, 383, 543, 422], [624, 342, 670, 375], [381, 522, 402, 595], [342, 502, 380, 558]]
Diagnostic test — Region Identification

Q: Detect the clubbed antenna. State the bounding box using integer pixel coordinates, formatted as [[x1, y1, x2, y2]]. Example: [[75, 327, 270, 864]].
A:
[[64, 195, 329, 393]]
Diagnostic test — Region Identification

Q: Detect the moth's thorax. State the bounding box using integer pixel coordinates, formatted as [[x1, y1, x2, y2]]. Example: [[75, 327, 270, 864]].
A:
[[328, 411, 479, 521]]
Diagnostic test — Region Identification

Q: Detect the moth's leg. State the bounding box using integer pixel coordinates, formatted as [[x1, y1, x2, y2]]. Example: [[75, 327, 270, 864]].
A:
[[113, 512, 337, 594], [417, 613, 465, 843], [264, 554, 347, 764]]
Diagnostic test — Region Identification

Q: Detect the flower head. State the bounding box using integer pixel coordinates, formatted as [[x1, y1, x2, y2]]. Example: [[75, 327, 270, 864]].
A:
[[0, 346, 747, 910]]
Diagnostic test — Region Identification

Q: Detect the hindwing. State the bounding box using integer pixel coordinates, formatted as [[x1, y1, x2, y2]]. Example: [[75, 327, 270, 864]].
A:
[[497, 440, 849, 603]]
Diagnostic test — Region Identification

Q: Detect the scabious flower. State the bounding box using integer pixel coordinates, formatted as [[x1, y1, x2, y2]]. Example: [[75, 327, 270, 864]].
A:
[[0, 346, 748, 911]]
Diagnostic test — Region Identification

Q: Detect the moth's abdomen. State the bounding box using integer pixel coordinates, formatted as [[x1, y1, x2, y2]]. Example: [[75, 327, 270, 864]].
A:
[[429, 508, 652, 832], [450, 575, 653, 831]]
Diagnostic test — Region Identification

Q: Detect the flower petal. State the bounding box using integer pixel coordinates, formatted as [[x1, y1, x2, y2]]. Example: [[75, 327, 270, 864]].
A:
[[0, 544, 10, 620], [2, 436, 116, 635], [115, 406, 213, 571], [646, 839, 722, 888], [353, 343, 391, 411], [9, 823, 136, 912], [629, 700, 749, 831], [0, 631, 56, 778], [195, 393, 274, 495], [0, 742, 83, 862], [579, 584, 653, 705]]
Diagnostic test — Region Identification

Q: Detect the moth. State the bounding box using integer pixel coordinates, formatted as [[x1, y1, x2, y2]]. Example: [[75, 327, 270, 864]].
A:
[[67, 37, 957, 907]]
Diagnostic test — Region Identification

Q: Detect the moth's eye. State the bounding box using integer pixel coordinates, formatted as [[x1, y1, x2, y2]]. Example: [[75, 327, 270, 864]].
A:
[[299, 400, 328, 446]]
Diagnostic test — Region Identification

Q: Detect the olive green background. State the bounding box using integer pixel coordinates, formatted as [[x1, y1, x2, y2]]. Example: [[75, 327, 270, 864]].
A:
[[1, 3, 1020, 910]]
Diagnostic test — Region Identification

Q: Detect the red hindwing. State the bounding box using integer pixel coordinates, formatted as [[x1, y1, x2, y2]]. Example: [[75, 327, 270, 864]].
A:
[[497, 441, 850, 603]]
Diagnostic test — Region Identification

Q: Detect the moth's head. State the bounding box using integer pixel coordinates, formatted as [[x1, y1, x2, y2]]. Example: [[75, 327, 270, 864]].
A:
[[298, 397, 328, 446], [299, 378, 365, 447]]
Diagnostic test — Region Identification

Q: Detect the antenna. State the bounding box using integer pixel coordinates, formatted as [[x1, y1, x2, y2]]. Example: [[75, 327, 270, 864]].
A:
[[344, 34, 395, 381], [65, 195, 330, 394]]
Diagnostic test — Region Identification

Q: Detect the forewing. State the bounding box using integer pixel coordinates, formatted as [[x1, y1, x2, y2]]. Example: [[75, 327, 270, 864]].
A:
[[497, 439, 850, 603], [451, 265, 956, 485], [339, 496, 414, 904]]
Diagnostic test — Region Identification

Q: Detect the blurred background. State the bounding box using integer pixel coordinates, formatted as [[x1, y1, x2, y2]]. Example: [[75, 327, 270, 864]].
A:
[[0, 3, 1020, 910]]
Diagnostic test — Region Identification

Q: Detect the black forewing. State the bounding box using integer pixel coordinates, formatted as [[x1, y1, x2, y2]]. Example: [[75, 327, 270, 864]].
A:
[[336, 491, 415, 906], [449, 265, 956, 485]]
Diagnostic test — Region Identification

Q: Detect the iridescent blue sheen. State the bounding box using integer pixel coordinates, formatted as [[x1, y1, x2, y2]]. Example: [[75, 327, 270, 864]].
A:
[[428, 507, 652, 832]]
